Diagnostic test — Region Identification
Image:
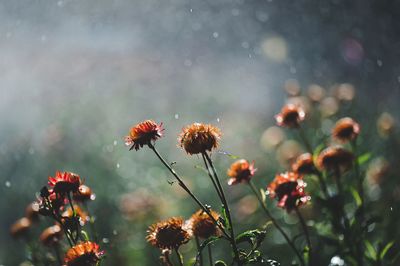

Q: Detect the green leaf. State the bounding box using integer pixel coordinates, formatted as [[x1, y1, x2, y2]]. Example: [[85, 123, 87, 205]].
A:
[[365, 240, 377, 260], [357, 153, 372, 165], [80, 230, 90, 241], [260, 188, 266, 204], [195, 236, 222, 264], [236, 229, 266, 250], [220, 206, 231, 231], [214, 261, 228, 266], [350, 187, 362, 207], [380, 241, 395, 259], [313, 143, 325, 158]]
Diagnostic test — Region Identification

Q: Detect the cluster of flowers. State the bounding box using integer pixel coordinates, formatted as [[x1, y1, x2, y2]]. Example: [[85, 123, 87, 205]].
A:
[[10, 171, 103, 266]]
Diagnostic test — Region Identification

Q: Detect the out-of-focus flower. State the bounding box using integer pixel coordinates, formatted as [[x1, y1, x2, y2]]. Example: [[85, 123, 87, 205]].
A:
[[62, 205, 89, 225], [284, 79, 301, 97], [147, 217, 191, 250], [73, 185, 94, 202], [276, 140, 302, 168], [267, 172, 309, 212], [377, 112, 395, 137], [275, 104, 305, 128], [10, 217, 31, 238], [178, 123, 221, 155], [260, 126, 286, 151], [39, 224, 63, 246], [25, 202, 40, 222], [125, 120, 164, 151], [119, 189, 160, 221], [188, 209, 221, 239], [317, 146, 354, 173], [367, 158, 390, 186], [48, 171, 81, 194], [334, 83, 355, 101], [64, 241, 104, 266], [307, 84, 325, 102], [332, 117, 360, 143], [292, 153, 316, 175], [286, 96, 311, 115], [320, 97, 339, 117], [236, 195, 259, 220], [227, 159, 256, 185]]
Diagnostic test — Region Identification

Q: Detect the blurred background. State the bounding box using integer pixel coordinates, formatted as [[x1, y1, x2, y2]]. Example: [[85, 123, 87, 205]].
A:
[[1, 0, 399, 265]]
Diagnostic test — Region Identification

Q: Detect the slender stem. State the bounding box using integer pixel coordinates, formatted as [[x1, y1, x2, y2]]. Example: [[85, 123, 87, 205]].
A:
[[195, 236, 203, 266], [295, 207, 312, 266], [67, 192, 81, 243], [175, 248, 184, 266], [208, 245, 213, 266], [51, 212, 74, 247], [203, 152, 241, 265], [54, 244, 63, 265], [248, 181, 305, 266], [148, 144, 230, 239], [202, 153, 224, 202]]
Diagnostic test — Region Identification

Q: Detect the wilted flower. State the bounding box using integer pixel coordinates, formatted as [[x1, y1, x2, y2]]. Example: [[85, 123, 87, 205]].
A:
[[39, 224, 63, 246], [147, 217, 191, 250], [334, 83, 355, 101], [367, 158, 390, 186], [125, 120, 164, 151], [227, 159, 257, 185], [317, 146, 354, 173], [275, 104, 305, 128], [48, 171, 81, 194], [25, 202, 40, 222], [178, 123, 221, 155], [188, 209, 221, 239], [320, 97, 339, 117], [10, 217, 31, 238], [292, 153, 316, 175], [267, 172, 309, 212], [64, 241, 104, 266], [73, 185, 94, 202], [332, 117, 360, 143], [377, 112, 395, 137]]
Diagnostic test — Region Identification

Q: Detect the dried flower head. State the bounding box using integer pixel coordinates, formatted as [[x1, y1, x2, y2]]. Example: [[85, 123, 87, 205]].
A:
[[64, 241, 104, 266], [62, 205, 89, 225], [275, 104, 305, 128], [73, 185, 94, 202], [10, 217, 31, 238], [292, 153, 316, 175], [377, 112, 395, 137], [125, 120, 164, 151], [267, 172, 309, 212], [227, 159, 257, 185], [188, 209, 221, 239], [179, 123, 221, 155], [25, 202, 40, 222], [147, 217, 191, 250], [317, 146, 354, 173], [39, 224, 63, 246], [332, 117, 360, 143], [48, 171, 81, 194]]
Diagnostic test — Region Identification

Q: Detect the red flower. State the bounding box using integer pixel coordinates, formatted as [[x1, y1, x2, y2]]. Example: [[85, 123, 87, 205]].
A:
[[227, 159, 257, 185], [48, 171, 81, 194], [292, 153, 316, 175], [267, 172, 310, 212], [64, 241, 104, 266], [332, 117, 360, 143], [317, 146, 354, 173], [125, 120, 164, 151], [275, 104, 306, 128]]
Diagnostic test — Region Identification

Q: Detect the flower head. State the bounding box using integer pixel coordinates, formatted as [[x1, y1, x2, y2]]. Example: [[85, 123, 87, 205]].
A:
[[179, 123, 221, 155], [188, 209, 221, 239], [227, 159, 257, 185], [10, 217, 31, 238], [292, 153, 316, 175], [317, 146, 354, 173], [267, 172, 309, 212], [125, 120, 164, 151], [73, 185, 94, 202], [64, 241, 104, 266], [48, 171, 81, 194], [39, 224, 63, 246], [275, 104, 305, 128], [147, 217, 191, 250], [332, 117, 360, 143]]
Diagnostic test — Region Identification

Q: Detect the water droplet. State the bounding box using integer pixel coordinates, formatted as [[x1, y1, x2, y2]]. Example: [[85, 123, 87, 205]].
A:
[[113, 140, 118, 146], [174, 114, 179, 119], [213, 32, 219, 38], [113, 230, 118, 235], [5, 181, 11, 187], [189, 8, 193, 12], [102, 238, 109, 244], [90, 194, 96, 201], [116, 163, 120, 169], [216, 118, 220, 122], [390, 206, 393, 211], [377, 59, 383, 67]]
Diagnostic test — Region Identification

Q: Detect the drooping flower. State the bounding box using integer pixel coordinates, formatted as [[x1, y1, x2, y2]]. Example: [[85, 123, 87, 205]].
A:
[[267, 172, 309, 212], [10, 217, 31, 238], [147, 217, 191, 250], [64, 241, 104, 266], [39, 224, 63, 246], [73, 185, 94, 202], [188, 209, 221, 239], [332, 117, 360, 143], [227, 159, 257, 185], [292, 153, 316, 175], [48, 171, 81, 194], [317, 146, 354, 173], [125, 120, 164, 151], [275, 104, 305, 128], [179, 123, 221, 155]]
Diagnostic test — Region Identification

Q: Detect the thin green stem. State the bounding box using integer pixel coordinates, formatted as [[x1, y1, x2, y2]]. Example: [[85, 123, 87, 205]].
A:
[[195, 236, 203, 266], [175, 248, 184, 266], [295, 207, 312, 266], [202, 153, 224, 202], [208, 245, 213, 266], [54, 244, 63, 265], [248, 180, 305, 266]]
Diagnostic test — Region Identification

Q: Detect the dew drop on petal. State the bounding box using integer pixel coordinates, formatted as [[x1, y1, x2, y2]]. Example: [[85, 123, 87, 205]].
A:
[[90, 194, 96, 200]]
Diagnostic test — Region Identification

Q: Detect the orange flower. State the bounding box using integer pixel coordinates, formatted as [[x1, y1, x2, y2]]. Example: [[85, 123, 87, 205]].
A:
[[48, 171, 81, 194], [73, 185, 94, 202], [227, 159, 257, 185], [317, 146, 354, 173], [267, 172, 309, 211], [39, 224, 63, 246], [147, 217, 191, 250], [62, 205, 90, 225], [188, 209, 221, 239], [332, 117, 360, 142], [10, 217, 31, 238], [292, 153, 316, 175], [64, 241, 104, 266], [275, 104, 305, 128], [125, 120, 164, 150], [179, 123, 221, 155]]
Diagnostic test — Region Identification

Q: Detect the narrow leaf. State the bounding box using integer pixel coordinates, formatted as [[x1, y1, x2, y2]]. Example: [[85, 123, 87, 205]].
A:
[[365, 240, 377, 260], [358, 153, 372, 165], [350, 187, 362, 207], [380, 241, 395, 259]]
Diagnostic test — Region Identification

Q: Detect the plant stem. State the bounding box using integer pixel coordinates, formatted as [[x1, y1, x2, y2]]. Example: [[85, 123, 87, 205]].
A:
[[195, 236, 203, 266], [203, 152, 241, 266], [175, 248, 184, 266], [208, 245, 213, 266], [295, 207, 312, 266], [84, 202, 98, 242], [202, 153, 224, 202], [148, 144, 229, 239], [248, 180, 305, 266], [54, 244, 63, 265]]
